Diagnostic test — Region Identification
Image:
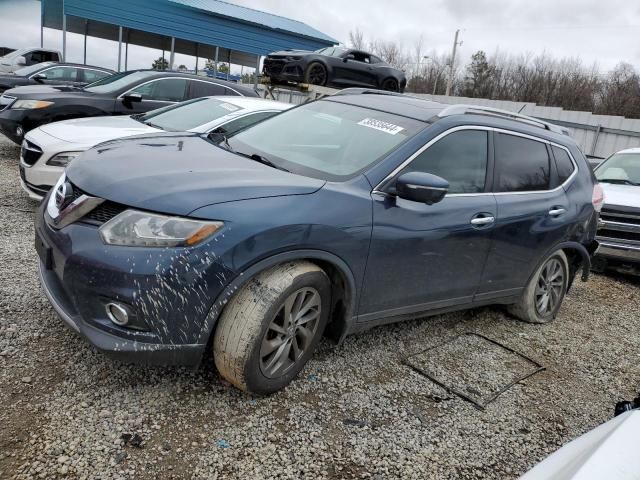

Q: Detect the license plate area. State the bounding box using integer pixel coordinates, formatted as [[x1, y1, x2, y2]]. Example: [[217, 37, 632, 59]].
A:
[[35, 229, 52, 270]]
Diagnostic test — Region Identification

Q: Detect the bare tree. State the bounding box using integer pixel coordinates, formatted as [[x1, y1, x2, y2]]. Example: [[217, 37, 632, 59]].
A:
[[348, 28, 366, 50]]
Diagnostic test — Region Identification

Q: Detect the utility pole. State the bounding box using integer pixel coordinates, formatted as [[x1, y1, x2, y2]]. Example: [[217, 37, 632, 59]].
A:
[[445, 29, 462, 96]]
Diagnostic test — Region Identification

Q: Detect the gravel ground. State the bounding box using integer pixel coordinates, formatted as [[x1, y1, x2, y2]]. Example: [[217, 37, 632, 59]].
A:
[[0, 132, 638, 480]]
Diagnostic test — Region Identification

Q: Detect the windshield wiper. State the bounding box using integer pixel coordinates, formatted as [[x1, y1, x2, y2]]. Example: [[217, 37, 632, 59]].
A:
[[598, 178, 639, 186], [247, 153, 290, 172]]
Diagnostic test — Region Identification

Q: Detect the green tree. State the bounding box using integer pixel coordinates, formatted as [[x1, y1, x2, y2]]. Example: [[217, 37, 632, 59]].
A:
[[151, 57, 169, 71], [463, 51, 494, 98]]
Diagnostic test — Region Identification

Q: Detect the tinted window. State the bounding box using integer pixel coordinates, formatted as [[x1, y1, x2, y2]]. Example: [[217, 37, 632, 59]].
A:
[[85, 71, 153, 93], [227, 100, 424, 181], [27, 51, 45, 64], [212, 111, 279, 135], [400, 130, 488, 194], [82, 69, 110, 83], [552, 146, 575, 184], [495, 133, 550, 192], [41, 67, 78, 81], [130, 78, 187, 102], [188, 80, 226, 98]]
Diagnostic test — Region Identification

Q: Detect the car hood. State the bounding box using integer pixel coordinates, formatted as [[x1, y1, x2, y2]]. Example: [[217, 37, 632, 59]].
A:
[[600, 183, 639, 209], [38, 115, 161, 144], [267, 49, 314, 57], [5, 84, 83, 96], [66, 133, 326, 216]]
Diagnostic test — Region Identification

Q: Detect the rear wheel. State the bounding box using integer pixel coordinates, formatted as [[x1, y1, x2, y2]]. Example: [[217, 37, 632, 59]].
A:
[[508, 250, 569, 324], [213, 262, 330, 394], [382, 78, 400, 92], [304, 62, 328, 86]]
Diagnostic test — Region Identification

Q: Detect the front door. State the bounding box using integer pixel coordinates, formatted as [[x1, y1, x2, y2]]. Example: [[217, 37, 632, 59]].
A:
[[359, 128, 496, 322], [477, 132, 572, 297], [114, 78, 187, 114]]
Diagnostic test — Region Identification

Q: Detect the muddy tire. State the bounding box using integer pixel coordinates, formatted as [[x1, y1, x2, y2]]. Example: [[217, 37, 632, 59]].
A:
[[508, 250, 569, 324], [213, 262, 330, 394]]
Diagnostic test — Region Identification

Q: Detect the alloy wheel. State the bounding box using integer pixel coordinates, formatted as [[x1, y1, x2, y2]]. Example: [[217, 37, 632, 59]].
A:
[[534, 258, 565, 316], [308, 65, 327, 85], [259, 287, 321, 379]]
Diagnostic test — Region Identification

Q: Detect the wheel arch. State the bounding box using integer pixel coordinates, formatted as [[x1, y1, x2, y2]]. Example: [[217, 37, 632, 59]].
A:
[[200, 249, 358, 349], [528, 241, 595, 292]]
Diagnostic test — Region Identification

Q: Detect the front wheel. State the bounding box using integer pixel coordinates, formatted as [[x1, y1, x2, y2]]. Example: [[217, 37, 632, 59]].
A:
[[304, 62, 328, 86], [508, 250, 569, 324], [381, 78, 400, 92], [213, 262, 330, 394]]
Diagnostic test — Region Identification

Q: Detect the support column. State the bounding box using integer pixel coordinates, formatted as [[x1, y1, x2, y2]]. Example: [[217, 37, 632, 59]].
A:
[[214, 46, 219, 76], [169, 37, 175, 71], [62, 14, 67, 62], [83, 20, 88, 64], [40, 1, 44, 48], [254, 55, 260, 89], [117, 26, 123, 72], [124, 29, 129, 70], [194, 43, 199, 74]]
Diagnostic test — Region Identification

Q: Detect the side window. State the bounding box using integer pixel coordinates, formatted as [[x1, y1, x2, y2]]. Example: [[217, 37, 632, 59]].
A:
[[82, 69, 110, 83], [130, 78, 187, 102], [352, 52, 371, 63], [211, 112, 278, 136], [188, 80, 227, 99], [399, 130, 488, 194], [494, 133, 550, 192], [48, 52, 61, 62], [41, 67, 78, 81], [552, 146, 576, 184]]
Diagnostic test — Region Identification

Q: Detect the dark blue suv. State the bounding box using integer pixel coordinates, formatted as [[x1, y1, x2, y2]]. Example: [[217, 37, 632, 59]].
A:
[[35, 90, 601, 393]]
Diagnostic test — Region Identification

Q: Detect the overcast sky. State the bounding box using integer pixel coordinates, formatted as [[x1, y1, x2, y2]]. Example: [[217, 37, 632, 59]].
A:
[[0, 0, 638, 74]]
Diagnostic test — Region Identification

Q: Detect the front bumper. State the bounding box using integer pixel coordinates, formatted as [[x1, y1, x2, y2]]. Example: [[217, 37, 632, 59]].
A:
[[35, 200, 235, 365], [0, 107, 28, 144], [597, 241, 640, 263], [263, 59, 305, 83]]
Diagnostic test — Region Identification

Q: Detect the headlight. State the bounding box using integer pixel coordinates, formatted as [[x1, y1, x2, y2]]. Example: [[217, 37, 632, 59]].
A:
[[99, 210, 224, 247], [285, 56, 302, 61], [11, 100, 54, 109], [47, 151, 81, 167]]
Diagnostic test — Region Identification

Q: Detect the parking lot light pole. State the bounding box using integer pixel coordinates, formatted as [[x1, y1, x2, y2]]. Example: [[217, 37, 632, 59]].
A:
[[169, 37, 175, 71], [62, 14, 67, 62], [117, 26, 123, 72]]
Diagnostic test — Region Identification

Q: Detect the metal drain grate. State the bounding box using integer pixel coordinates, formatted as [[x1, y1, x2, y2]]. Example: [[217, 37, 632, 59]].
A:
[[404, 332, 545, 410]]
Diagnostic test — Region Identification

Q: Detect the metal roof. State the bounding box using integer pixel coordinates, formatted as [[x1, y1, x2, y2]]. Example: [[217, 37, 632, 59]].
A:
[[42, 0, 338, 67], [169, 0, 337, 44]]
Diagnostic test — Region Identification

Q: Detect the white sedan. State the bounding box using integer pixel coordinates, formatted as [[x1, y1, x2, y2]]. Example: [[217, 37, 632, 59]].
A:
[[19, 96, 292, 200]]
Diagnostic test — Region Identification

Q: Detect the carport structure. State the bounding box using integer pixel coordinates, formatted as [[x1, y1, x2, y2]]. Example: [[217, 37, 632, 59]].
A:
[[40, 0, 338, 86]]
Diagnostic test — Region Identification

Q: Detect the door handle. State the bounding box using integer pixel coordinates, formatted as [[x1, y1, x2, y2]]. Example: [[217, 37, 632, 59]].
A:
[[470, 215, 495, 226], [548, 207, 567, 217]]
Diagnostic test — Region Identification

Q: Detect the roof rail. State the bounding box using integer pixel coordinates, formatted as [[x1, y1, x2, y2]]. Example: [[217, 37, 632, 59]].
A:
[[437, 104, 571, 136], [332, 88, 405, 97]]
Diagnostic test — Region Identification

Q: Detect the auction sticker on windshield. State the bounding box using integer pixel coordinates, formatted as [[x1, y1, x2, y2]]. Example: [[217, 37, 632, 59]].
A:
[[357, 118, 404, 135]]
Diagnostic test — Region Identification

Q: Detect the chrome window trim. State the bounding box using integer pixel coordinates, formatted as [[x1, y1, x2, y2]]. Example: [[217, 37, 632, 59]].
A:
[[372, 125, 579, 197], [118, 77, 242, 101], [28, 65, 111, 80]]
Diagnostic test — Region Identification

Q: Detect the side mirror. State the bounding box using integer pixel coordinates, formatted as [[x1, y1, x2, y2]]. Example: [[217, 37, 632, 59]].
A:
[[33, 73, 47, 82], [394, 172, 449, 204], [16, 56, 26, 66], [343, 54, 355, 63], [123, 92, 142, 103]]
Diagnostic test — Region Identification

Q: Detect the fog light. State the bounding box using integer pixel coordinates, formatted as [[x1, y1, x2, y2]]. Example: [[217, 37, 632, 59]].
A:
[[16, 126, 23, 137], [106, 302, 129, 326]]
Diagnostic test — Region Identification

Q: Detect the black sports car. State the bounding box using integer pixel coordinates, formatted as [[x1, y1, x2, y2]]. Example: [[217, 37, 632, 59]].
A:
[[0, 62, 113, 94], [0, 70, 258, 144], [263, 47, 406, 92]]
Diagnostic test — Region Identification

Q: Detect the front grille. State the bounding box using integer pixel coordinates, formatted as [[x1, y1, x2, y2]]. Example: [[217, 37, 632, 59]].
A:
[[21, 140, 43, 166], [83, 201, 127, 225], [600, 211, 640, 226], [598, 229, 640, 243], [263, 59, 285, 76]]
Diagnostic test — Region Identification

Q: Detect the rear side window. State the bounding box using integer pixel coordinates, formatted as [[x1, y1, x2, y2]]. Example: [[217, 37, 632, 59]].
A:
[[41, 67, 78, 81], [188, 81, 227, 98], [552, 146, 576, 184], [400, 130, 488, 194], [494, 133, 550, 192], [82, 69, 110, 83]]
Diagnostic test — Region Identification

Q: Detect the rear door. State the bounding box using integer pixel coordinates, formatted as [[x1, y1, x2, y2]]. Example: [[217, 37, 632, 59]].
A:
[[476, 131, 571, 298], [359, 128, 497, 321], [38, 66, 81, 86], [80, 69, 111, 85]]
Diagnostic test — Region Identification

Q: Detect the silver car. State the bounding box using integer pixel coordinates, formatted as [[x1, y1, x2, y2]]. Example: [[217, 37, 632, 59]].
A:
[[593, 148, 640, 275]]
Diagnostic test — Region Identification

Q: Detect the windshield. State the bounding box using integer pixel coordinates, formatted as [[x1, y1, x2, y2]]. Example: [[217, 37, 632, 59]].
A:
[[315, 47, 349, 57], [595, 153, 640, 186], [138, 97, 244, 131], [14, 62, 55, 77], [84, 71, 148, 93], [0, 49, 25, 63], [225, 100, 425, 180]]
